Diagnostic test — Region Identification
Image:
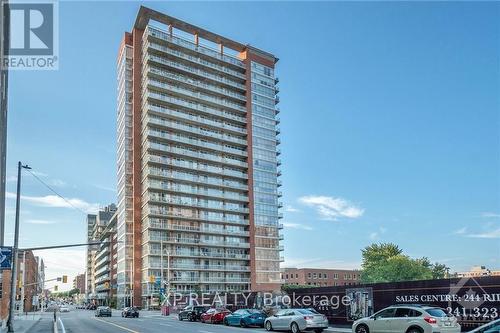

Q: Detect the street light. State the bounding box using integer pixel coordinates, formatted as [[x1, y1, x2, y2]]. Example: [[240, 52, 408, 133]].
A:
[[7, 162, 30, 333]]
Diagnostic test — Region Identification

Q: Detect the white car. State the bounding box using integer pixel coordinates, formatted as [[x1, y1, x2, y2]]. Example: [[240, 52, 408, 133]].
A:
[[264, 308, 329, 333], [352, 305, 460, 333], [59, 306, 70, 313]]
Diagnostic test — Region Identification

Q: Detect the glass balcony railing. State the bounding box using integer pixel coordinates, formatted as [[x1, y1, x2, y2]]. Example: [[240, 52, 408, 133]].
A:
[[146, 248, 250, 260], [146, 91, 246, 124], [145, 154, 248, 179], [148, 65, 246, 101], [143, 221, 249, 237], [147, 103, 247, 135], [144, 53, 245, 91], [145, 141, 248, 168], [145, 76, 246, 113], [146, 180, 249, 202], [145, 128, 247, 157], [144, 114, 247, 146], [146, 167, 248, 191], [146, 26, 245, 69]]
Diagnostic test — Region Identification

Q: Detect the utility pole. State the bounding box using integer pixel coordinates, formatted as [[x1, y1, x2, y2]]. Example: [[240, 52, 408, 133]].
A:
[[7, 162, 30, 333], [0, 0, 10, 247], [20, 251, 25, 314]]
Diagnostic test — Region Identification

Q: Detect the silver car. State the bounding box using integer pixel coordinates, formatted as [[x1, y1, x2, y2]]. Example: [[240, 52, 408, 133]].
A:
[[352, 305, 460, 333], [264, 308, 329, 333]]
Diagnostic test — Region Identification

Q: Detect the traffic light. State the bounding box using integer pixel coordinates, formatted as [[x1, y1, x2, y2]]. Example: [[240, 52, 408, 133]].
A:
[[62, 275, 67, 283]]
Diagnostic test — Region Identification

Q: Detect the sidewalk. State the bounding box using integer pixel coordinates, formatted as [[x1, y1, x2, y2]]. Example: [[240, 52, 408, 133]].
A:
[[0, 313, 42, 333]]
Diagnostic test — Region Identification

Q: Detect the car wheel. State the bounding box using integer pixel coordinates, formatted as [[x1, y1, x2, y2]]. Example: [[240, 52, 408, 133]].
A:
[[355, 324, 370, 333], [406, 328, 423, 333], [291, 322, 301, 333], [265, 321, 273, 331], [179, 315, 183, 321], [223, 318, 229, 326], [314, 330, 324, 333], [240, 319, 247, 328]]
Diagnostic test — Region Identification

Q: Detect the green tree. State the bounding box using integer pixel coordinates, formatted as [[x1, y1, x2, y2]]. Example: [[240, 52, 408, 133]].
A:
[[361, 243, 448, 283]]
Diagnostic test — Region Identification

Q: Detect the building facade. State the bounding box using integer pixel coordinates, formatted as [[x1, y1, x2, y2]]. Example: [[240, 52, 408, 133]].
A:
[[94, 212, 118, 306], [73, 273, 86, 294], [116, 6, 283, 308], [86, 204, 117, 303], [283, 268, 362, 287]]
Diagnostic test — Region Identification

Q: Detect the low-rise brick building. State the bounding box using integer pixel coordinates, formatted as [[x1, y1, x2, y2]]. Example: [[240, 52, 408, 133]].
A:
[[282, 268, 362, 287]]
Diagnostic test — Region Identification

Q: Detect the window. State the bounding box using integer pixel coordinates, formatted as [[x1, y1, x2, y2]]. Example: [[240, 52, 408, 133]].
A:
[[395, 308, 411, 317], [313, 273, 317, 279], [375, 308, 396, 318], [409, 310, 422, 317]]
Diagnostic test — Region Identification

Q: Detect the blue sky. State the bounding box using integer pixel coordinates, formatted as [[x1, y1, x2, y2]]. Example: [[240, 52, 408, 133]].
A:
[[5, 1, 500, 290]]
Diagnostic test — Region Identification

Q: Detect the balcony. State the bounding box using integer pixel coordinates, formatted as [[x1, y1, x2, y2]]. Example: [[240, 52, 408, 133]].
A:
[[143, 221, 249, 237], [144, 114, 247, 146], [145, 53, 245, 91], [145, 141, 248, 169], [142, 234, 250, 248], [145, 167, 248, 192], [147, 103, 247, 135], [142, 206, 250, 225], [145, 180, 249, 202], [145, 154, 248, 180], [145, 129, 247, 158], [146, 91, 247, 124], [148, 249, 250, 260], [144, 76, 246, 113], [146, 26, 245, 69], [147, 65, 246, 102]]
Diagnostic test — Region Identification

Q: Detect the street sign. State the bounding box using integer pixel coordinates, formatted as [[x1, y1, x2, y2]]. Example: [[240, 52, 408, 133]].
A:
[[159, 288, 165, 294], [0, 247, 12, 270]]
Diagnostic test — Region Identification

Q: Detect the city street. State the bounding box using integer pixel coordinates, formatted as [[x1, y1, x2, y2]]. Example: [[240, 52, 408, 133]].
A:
[[28, 309, 271, 333]]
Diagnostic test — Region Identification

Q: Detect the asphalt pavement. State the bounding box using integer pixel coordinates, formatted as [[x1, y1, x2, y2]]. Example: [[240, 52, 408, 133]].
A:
[[26, 308, 349, 333]]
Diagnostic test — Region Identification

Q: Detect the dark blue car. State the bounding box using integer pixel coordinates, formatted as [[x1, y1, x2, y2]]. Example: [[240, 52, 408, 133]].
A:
[[223, 309, 266, 327]]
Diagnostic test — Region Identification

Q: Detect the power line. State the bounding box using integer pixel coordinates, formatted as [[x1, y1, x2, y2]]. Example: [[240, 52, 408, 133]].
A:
[[25, 169, 89, 216]]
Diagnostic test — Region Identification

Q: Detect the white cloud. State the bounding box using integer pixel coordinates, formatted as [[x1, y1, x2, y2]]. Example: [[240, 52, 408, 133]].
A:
[[26, 219, 58, 225], [6, 192, 99, 213], [454, 227, 467, 235], [284, 205, 300, 213], [299, 195, 364, 220], [481, 212, 500, 218], [466, 228, 500, 239], [282, 222, 313, 231], [369, 226, 387, 241], [34, 248, 85, 292], [283, 257, 361, 270]]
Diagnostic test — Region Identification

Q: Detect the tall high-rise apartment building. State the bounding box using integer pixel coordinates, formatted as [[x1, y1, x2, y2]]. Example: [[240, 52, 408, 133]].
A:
[[116, 6, 283, 308]]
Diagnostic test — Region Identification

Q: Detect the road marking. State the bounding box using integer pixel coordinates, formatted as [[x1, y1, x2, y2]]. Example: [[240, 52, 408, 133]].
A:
[[58, 317, 66, 333], [159, 323, 172, 327], [94, 318, 140, 333], [198, 330, 215, 333]]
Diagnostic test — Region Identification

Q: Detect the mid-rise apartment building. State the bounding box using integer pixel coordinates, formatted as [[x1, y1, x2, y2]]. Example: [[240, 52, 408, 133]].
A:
[[283, 268, 362, 287], [86, 204, 117, 303], [94, 213, 118, 306], [116, 6, 283, 308]]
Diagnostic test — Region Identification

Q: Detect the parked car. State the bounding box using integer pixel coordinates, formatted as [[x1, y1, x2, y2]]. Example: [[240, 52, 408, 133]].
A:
[[178, 305, 210, 321], [59, 306, 70, 313], [224, 309, 266, 327], [265, 308, 328, 333], [200, 308, 231, 324], [95, 306, 112, 317], [468, 319, 500, 333], [352, 305, 460, 333], [122, 307, 139, 318]]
